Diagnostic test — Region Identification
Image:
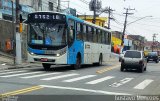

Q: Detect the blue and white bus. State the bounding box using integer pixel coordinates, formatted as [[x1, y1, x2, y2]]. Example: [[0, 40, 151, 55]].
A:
[[25, 12, 112, 70]]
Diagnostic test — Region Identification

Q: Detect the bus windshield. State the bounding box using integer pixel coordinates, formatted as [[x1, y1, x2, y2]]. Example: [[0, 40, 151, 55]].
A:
[[29, 22, 67, 46]]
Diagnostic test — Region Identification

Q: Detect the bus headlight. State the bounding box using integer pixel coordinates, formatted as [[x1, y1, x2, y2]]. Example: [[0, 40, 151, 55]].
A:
[[29, 52, 36, 56], [56, 53, 60, 57], [30, 52, 34, 55]]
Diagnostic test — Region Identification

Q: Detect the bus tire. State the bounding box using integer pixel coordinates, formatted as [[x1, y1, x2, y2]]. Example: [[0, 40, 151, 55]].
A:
[[74, 55, 81, 69], [42, 63, 51, 70], [98, 54, 103, 66]]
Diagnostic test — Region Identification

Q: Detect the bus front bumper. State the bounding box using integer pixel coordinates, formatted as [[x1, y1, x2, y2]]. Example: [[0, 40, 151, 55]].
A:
[[27, 52, 67, 64]]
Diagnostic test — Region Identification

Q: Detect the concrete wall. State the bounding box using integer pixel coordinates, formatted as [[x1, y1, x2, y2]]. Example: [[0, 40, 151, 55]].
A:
[[0, 19, 13, 51], [0, 19, 27, 60]]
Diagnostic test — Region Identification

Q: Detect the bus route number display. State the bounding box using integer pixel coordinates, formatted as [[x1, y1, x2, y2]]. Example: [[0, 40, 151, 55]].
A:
[[29, 13, 66, 21]]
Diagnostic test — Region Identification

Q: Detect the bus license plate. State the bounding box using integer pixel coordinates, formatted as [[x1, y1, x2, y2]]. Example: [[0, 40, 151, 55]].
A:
[[41, 58, 48, 62]]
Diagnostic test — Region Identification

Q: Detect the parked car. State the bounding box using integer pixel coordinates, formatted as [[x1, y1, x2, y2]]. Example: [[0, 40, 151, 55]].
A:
[[121, 50, 147, 73], [147, 52, 159, 63], [119, 51, 125, 62]]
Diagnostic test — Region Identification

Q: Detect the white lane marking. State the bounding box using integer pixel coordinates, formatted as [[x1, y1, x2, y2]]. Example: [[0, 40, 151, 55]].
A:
[[0, 70, 26, 75], [40, 85, 131, 95], [41, 74, 79, 81], [20, 72, 61, 79], [109, 78, 134, 87], [86, 76, 114, 84], [0, 71, 43, 77], [63, 75, 96, 82], [134, 79, 153, 90]]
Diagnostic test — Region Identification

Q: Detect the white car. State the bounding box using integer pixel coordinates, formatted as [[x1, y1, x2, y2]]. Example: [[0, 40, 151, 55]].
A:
[[119, 51, 126, 62]]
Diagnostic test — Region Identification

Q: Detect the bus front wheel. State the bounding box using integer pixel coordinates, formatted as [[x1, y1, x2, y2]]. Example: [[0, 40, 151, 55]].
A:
[[74, 56, 81, 69], [42, 63, 51, 70]]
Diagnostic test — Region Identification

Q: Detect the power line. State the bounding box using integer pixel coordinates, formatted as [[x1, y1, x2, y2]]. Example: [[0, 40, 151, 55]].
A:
[[79, 0, 89, 5]]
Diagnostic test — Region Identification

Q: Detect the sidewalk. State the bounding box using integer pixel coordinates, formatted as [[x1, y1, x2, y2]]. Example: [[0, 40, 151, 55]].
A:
[[0, 51, 40, 70]]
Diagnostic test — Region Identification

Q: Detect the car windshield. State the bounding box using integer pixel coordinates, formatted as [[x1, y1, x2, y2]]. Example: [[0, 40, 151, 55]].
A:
[[124, 51, 141, 58], [148, 52, 158, 56]]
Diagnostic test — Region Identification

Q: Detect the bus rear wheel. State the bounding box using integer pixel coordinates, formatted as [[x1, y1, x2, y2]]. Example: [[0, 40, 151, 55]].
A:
[[42, 63, 51, 70], [98, 54, 103, 66], [74, 56, 81, 69]]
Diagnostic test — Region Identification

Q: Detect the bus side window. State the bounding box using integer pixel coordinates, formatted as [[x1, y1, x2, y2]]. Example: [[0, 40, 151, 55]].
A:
[[86, 25, 89, 41], [93, 28, 97, 43], [102, 31, 106, 44], [105, 32, 109, 44], [98, 29, 102, 43], [76, 23, 83, 40], [108, 32, 111, 44], [68, 19, 75, 44], [88, 26, 93, 42], [83, 24, 87, 41]]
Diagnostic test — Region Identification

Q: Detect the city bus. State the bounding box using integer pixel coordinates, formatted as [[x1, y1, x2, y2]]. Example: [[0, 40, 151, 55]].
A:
[[25, 11, 112, 70]]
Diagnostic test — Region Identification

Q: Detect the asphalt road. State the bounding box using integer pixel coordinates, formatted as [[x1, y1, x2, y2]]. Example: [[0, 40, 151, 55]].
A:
[[0, 61, 160, 101]]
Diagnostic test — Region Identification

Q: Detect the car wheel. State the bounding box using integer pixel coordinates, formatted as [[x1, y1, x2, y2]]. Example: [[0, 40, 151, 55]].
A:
[[138, 66, 144, 73], [156, 60, 159, 63], [120, 65, 124, 72], [42, 63, 51, 71]]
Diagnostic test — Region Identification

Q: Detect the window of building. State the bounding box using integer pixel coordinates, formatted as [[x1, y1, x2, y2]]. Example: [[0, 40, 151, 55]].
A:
[[49, 2, 53, 11]]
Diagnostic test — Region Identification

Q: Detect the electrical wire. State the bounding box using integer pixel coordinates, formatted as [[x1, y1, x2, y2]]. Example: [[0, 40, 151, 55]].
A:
[[79, 0, 89, 5]]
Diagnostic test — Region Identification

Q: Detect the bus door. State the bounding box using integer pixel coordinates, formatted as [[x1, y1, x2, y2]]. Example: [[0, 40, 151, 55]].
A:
[[68, 19, 76, 64]]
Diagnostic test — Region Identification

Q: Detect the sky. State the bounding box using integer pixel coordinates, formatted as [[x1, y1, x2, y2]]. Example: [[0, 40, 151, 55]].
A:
[[61, 0, 160, 41]]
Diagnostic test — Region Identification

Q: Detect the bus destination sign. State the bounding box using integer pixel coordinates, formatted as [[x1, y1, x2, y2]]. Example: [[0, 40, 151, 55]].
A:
[[28, 13, 66, 22]]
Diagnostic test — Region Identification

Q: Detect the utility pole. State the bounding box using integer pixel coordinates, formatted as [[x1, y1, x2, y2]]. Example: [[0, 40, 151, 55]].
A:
[[57, 0, 61, 12], [89, 0, 101, 24], [107, 6, 114, 29], [121, 8, 135, 46], [152, 33, 158, 52], [15, 0, 22, 64], [92, 0, 97, 24], [11, 0, 15, 65]]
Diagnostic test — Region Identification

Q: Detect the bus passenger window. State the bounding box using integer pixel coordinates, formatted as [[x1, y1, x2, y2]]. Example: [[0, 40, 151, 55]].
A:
[[76, 23, 83, 40], [69, 26, 74, 39], [83, 25, 87, 41], [98, 30, 102, 43]]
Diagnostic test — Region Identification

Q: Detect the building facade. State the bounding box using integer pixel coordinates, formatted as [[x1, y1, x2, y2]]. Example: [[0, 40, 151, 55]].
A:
[[128, 35, 146, 51], [0, 0, 58, 20], [78, 15, 108, 27]]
